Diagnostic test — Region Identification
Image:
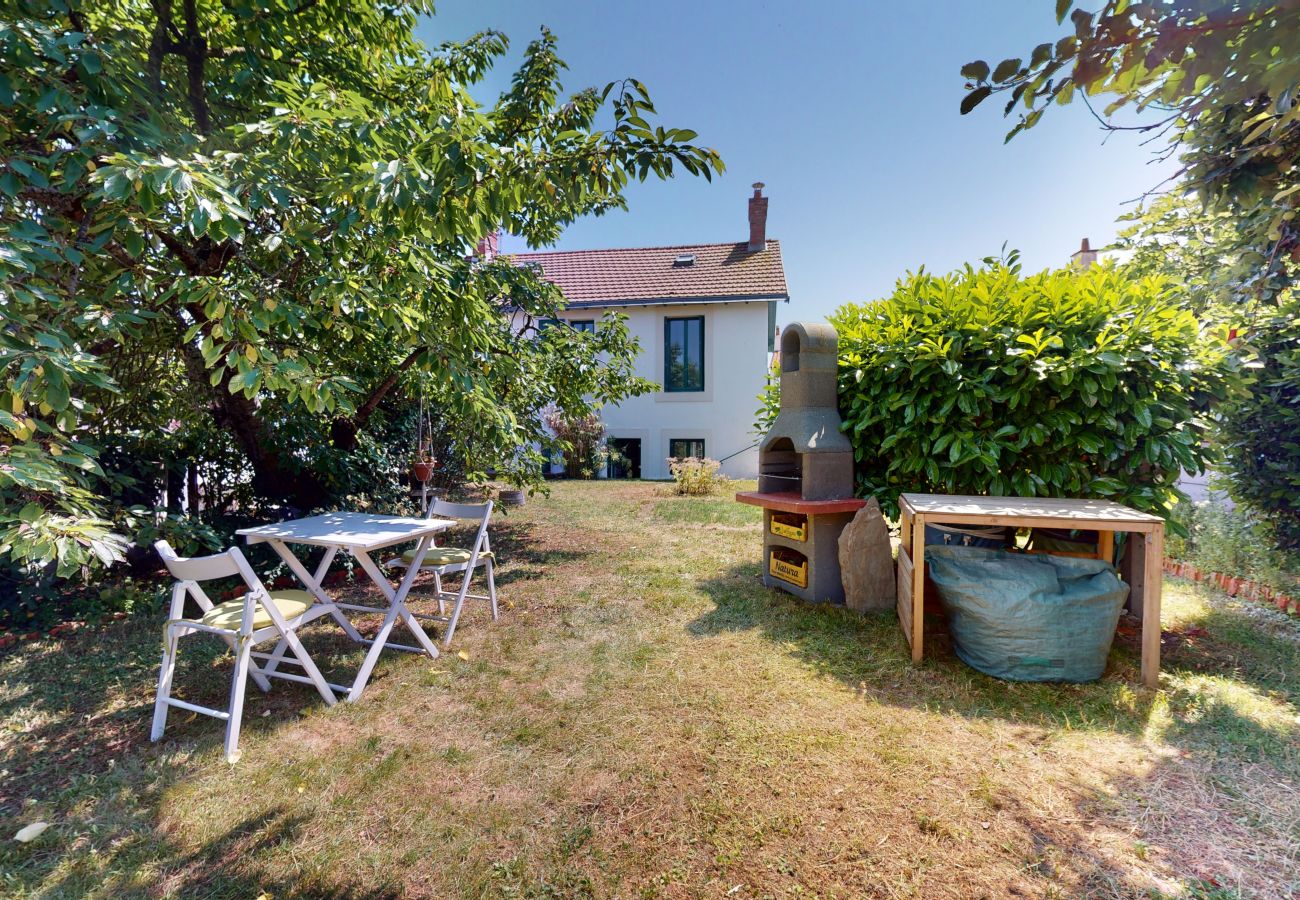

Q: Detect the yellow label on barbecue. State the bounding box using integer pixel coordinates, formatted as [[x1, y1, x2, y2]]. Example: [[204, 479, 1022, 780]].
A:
[[770, 520, 807, 542], [769, 554, 808, 588]]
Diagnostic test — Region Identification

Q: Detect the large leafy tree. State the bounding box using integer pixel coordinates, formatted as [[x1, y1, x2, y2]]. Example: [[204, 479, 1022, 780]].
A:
[[1, 0, 721, 575], [959, 1, 1300, 548]]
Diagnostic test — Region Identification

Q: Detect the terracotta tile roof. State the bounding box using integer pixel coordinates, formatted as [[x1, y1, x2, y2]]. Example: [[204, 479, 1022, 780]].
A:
[[510, 240, 788, 307]]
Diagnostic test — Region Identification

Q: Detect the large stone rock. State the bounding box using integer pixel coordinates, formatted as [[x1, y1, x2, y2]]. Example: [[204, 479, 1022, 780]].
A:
[[839, 497, 895, 612]]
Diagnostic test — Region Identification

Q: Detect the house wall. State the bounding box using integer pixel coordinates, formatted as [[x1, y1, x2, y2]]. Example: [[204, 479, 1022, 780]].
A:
[[553, 300, 774, 480]]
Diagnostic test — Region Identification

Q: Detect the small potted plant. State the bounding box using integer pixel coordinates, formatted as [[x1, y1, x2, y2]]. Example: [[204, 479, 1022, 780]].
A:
[[412, 439, 435, 484]]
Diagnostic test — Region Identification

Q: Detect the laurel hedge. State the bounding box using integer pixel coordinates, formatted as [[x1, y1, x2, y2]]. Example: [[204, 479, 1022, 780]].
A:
[[831, 263, 1232, 524]]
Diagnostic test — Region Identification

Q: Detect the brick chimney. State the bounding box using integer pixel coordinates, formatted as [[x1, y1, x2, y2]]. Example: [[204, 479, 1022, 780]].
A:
[[475, 230, 500, 262], [1071, 237, 1098, 270], [748, 183, 768, 252]]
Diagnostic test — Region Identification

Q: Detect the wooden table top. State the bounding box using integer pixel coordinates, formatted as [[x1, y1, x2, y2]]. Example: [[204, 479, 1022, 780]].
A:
[[899, 493, 1164, 530]]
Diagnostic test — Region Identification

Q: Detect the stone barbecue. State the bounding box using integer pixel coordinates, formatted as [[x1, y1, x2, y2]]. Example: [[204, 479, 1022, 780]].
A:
[[736, 321, 866, 603]]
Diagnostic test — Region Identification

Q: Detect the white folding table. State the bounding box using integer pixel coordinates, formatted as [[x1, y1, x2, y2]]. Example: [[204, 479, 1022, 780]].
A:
[[237, 512, 456, 701]]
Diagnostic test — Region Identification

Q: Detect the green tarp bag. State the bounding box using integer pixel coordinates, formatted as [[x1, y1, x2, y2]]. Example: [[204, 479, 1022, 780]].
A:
[[925, 545, 1130, 683]]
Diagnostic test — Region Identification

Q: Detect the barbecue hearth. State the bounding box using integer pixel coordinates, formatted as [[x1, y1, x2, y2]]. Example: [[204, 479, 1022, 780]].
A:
[[737, 322, 865, 604]]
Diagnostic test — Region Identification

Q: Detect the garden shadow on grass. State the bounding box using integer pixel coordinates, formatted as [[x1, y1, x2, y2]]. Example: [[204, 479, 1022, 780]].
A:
[[410, 518, 594, 589], [153, 808, 405, 900], [0, 619, 363, 815], [0, 619, 406, 895], [0, 515, 591, 818], [688, 563, 1298, 765]]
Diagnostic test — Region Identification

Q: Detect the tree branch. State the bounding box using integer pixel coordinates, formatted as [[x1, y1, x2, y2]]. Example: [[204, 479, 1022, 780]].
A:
[[330, 345, 426, 448], [148, 0, 176, 99], [181, 0, 211, 134]]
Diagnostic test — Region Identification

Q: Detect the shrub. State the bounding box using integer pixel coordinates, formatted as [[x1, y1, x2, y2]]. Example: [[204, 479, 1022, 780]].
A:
[[1217, 298, 1300, 552], [543, 408, 610, 479], [1168, 497, 1299, 593], [832, 262, 1231, 523], [668, 457, 728, 495]]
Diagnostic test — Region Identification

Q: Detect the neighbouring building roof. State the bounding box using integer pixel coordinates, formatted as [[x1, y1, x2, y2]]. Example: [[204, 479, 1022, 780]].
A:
[[510, 240, 789, 308]]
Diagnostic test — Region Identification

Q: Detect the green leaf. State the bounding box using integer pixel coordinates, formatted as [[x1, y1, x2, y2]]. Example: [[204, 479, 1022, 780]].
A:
[[960, 86, 992, 115], [992, 58, 1022, 84]]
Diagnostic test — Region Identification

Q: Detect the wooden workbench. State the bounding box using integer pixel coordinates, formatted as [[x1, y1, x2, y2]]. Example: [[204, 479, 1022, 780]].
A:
[[896, 493, 1166, 689]]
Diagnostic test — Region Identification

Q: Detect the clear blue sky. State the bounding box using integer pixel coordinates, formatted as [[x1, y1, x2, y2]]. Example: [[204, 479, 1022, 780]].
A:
[[417, 1, 1175, 322]]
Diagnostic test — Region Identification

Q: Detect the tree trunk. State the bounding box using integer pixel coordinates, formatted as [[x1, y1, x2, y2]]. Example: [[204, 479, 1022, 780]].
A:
[[178, 337, 329, 509]]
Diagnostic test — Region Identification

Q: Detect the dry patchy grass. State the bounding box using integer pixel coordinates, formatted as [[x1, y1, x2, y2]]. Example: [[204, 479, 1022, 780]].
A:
[[2, 480, 1298, 898]]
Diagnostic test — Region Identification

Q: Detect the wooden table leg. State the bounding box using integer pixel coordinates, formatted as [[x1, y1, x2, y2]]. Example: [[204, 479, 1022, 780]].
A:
[[910, 514, 925, 664], [1097, 529, 1115, 565], [1141, 527, 1163, 689]]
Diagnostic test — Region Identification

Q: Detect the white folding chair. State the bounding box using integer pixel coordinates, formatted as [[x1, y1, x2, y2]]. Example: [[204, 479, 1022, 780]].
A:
[[385, 499, 498, 647], [151, 540, 341, 762]]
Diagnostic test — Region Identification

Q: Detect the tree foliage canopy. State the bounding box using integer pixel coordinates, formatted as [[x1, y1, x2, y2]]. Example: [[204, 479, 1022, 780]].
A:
[[960, 1, 1299, 299], [960, 1, 1300, 549], [0, 0, 722, 576]]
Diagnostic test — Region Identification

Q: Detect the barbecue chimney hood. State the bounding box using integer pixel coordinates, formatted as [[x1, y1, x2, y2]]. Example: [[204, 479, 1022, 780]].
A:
[[758, 322, 854, 500]]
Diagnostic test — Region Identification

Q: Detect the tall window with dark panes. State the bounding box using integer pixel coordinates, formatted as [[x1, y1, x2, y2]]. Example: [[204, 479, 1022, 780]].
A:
[[664, 316, 704, 392]]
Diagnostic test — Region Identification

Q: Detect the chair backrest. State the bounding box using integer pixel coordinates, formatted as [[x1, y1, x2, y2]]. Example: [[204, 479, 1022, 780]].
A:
[[155, 540, 271, 629], [156, 540, 247, 583], [424, 499, 494, 556], [425, 498, 492, 521]]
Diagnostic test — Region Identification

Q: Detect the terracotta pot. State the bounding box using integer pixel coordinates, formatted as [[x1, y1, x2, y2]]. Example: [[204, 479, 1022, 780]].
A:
[[412, 461, 434, 483]]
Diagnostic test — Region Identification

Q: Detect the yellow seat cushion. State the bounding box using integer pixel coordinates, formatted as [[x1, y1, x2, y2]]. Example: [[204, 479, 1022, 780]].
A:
[[199, 590, 316, 631], [399, 546, 493, 567]]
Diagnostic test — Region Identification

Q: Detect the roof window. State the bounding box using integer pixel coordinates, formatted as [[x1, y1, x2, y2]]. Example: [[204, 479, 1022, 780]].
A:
[[673, 253, 696, 267]]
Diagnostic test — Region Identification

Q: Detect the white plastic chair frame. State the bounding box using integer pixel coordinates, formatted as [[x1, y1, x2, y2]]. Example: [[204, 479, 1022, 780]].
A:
[[384, 499, 498, 648], [151, 540, 342, 762]]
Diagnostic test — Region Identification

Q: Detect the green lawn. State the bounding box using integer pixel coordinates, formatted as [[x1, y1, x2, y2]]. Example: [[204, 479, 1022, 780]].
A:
[[2, 481, 1297, 898]]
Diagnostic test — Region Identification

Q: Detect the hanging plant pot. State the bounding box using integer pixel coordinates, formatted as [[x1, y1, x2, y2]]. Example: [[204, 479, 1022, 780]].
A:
[[412, 461, 434, 482]]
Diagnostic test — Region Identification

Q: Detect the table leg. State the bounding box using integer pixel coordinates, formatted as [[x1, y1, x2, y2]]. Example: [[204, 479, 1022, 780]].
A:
[[266, 539, 362, 643], [352, 546, 440, 653], [313, 547, 338, 586], [346, 537, 440, 702], [346, 585, 406, 703], [910, 514, 925, 664], [1097, 530, 1115, 565], [1141, 527, 1163, 690]]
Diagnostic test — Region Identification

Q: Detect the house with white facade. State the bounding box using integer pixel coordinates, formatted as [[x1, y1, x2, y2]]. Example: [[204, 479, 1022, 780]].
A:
[[513, 184, 789, 480]]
